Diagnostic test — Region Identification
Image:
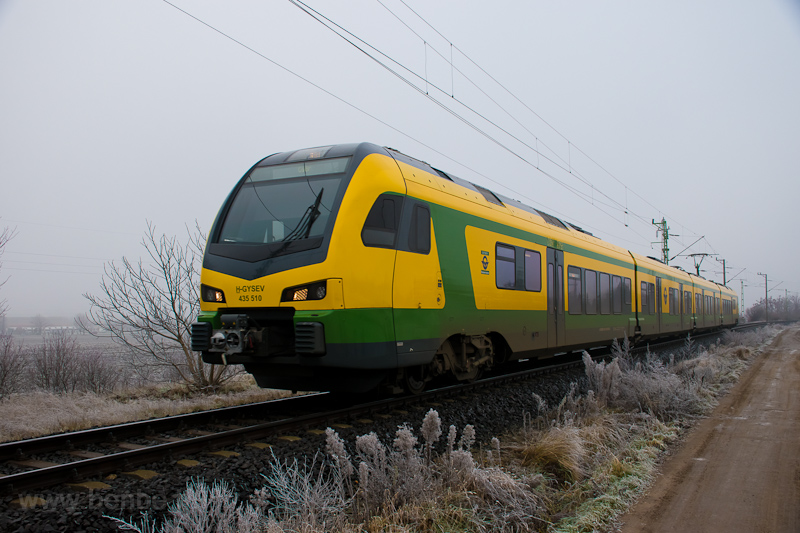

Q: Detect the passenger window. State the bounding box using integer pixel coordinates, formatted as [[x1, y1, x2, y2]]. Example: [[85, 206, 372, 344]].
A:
[[612, 275, 622, 314], [600, 273, 611, 314], [585, 270, 597, 314], [361, 194, 403, 248], [496, 244, 516, 289], [524, 250, 541, 291], [641, 281, 648, 314], [648, 283, 656, 314], [624, 278, 632, 309], [568, 266, 582, 314], [408, 204, 431, 254]]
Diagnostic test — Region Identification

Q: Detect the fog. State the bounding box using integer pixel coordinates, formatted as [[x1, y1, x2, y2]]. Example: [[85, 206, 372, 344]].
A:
[[1, 0, 798, 318]]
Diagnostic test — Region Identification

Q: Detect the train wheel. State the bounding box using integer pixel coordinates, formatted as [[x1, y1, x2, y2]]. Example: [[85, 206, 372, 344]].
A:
[[404, 366, 427, 395]]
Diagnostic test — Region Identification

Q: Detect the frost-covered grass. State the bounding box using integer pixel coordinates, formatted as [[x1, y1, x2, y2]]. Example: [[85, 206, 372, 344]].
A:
[[106, 325, 780, 532], [110, 410, 545, 533], [0, 375, 291, 442]]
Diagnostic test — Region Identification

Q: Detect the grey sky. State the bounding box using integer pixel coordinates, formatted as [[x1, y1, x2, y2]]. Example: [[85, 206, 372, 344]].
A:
[[1, 0, 798, 318]]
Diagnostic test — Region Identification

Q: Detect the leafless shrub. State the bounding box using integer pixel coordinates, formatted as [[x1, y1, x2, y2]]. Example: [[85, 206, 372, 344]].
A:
[[27, 332, 130, 394], [108, 479, 264, 533], [80, 348, 126, 394], [82, 221, 233, 391], [0, 335, 26, 398], [252, 452, 348, 531], [30, 331, 81, 393]]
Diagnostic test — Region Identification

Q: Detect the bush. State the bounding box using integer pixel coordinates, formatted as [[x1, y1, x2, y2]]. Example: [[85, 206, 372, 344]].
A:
[[108, 479, 263, 533], [108, 411, 544, 532], [28, 331, 130, 394], [583, 338, 708, 421], [30, 332, 81, 393], [0, 335, 26, 398]]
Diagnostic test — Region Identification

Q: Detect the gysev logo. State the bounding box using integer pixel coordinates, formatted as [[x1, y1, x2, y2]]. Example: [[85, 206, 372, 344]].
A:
[[480, 250, 490, 275]]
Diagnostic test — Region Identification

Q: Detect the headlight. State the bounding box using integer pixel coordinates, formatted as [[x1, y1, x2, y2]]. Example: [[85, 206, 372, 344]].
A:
[[281, 280, 327, 302], [201, 284, 226, 303]]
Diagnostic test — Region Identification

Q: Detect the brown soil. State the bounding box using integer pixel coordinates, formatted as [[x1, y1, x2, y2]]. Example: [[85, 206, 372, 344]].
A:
[[618, 327, 800, 533]]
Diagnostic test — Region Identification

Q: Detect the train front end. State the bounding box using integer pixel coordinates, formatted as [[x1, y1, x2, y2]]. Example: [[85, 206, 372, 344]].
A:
[[191, 143, 407, 392]]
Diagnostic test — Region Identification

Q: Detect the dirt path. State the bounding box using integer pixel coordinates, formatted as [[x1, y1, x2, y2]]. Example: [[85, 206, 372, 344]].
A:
[[618, 327, 800, 532]]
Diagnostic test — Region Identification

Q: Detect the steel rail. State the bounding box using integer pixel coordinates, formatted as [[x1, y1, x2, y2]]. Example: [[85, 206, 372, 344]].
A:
[[0, 392, 329, 463]]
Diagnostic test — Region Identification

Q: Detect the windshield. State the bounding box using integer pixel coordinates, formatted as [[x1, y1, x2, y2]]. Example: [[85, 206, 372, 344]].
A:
[[218, 159, 348, 244]]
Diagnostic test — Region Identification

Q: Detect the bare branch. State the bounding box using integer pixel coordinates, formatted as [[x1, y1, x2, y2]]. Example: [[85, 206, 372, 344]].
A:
[[82, 221, 233, 390], [0, 224, 18, 317]]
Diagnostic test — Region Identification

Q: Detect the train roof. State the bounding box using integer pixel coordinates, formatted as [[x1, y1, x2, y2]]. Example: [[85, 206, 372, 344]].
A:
[[253, 142, 735, 294]]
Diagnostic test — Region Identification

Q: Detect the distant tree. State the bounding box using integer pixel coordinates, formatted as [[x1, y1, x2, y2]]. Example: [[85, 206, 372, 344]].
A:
[[745, 295, 800, 322], [0, 224, 17, 318], [32, 314, 48, 335], [81, 221, 231, 390]]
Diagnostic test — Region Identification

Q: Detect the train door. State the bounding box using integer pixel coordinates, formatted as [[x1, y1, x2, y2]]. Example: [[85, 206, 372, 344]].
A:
[[546, 248, 566, 348], [679, 283, 685, 330], [656, 277, 663, 333], [701, 290, 708, 328], [391, 201, 445, 361]]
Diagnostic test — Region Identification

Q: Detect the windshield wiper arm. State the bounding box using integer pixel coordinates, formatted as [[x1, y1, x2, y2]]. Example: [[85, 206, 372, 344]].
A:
[[280, 188, 324, 243]]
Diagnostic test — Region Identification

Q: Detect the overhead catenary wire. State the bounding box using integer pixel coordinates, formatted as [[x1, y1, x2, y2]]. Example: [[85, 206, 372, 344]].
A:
[[374, 0, 623, 199], [161, 0, 640, 238], [286, 0, 653, 239], [162, 0, 708, 260], [382, 0, 704, 249]]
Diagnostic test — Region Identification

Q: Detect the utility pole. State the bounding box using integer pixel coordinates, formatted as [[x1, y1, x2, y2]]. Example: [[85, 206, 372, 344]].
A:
[[715, 257, 728, 285], [757, 272, 768, 322], [652, 218, 670, 264], [740, 280, 745, 316]]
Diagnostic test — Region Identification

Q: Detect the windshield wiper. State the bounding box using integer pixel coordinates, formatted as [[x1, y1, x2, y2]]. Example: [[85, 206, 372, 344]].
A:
[[280, 187, 325, 244]]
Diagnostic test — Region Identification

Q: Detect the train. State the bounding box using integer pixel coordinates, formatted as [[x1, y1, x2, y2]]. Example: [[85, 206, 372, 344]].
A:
[[191, 142, 739, 393]]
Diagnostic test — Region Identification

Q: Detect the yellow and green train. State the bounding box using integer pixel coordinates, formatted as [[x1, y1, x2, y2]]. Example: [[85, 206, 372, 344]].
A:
[[191, 143, 739, 393]]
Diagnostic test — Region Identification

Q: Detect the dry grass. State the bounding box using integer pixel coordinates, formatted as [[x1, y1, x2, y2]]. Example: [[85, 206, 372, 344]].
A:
[[0, 374, 292, 442], [515, 425, 586, 482]]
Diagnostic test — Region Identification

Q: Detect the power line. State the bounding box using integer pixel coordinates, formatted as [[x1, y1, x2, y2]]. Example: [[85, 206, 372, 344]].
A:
[[161, 1, 707, 260], [161, 0, 632, 235], [4, 267, 103, 275], [286, 0, 652, 235], [381, 0, 707, 250], [372, 0, 642, 219]]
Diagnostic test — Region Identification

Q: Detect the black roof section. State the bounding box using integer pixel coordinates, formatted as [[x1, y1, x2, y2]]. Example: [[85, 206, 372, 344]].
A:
[[257, 143, 589, 236]]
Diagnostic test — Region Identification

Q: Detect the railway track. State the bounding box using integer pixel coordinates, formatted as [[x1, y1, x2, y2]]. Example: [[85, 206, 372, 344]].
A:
[[1, 354, 591, 495], [0, 326, 748, 496]]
